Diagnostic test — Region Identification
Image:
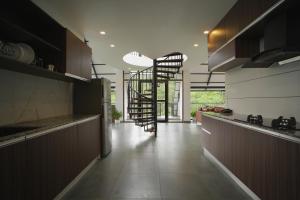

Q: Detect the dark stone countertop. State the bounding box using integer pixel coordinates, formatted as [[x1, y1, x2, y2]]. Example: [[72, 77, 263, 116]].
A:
[[202, 112, 300, 144], [0, 114, 100, 145]]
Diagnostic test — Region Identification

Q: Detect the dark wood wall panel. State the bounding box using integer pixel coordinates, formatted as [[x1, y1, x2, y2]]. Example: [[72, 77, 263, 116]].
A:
[[202, 115, 300, 200]]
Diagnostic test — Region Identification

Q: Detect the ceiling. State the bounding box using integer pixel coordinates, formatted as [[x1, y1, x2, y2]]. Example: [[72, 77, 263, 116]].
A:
[[32, 0, 237, 72]]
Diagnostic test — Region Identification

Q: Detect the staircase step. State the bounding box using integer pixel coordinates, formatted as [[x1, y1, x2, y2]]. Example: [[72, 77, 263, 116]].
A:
[[157, 74, 172, 79], [139, 121, 155, 126], [163, 52, 183, 57], [135, 116, 154, 120], [128, 107, 153, 109], [130, 102, 153, 105], [156, 70, 177, 74], [156, 59, 183, 63], [129, 112, 154, 115], [156, 65, 182, 69], [132, 97, 152, 101]]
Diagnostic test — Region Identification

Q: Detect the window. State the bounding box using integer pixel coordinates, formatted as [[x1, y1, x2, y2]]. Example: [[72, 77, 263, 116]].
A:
[[190, 91, 225, 113], [111, 90, 116, 106]]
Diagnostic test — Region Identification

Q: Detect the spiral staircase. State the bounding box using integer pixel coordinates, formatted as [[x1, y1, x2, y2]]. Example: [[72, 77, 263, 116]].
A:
[[127, 52, 183, 137]]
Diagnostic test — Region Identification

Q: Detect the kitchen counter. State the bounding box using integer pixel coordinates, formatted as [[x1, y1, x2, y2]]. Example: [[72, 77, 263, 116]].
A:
[[202, 112, 300, 144], [0, 114, 100, 147]]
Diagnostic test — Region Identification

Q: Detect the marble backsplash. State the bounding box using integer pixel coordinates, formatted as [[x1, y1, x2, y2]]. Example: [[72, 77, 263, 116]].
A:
[[0, 69, 73, 126]]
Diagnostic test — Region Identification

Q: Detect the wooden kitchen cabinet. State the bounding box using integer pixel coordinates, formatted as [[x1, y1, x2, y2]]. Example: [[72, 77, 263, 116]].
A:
[[208, 0, 283, 71], [64, 30, 92, 80], [26, 135, 49, 200], [25, 117, 99, 200], [80, 42, 92, 80], [47, 125, 78, 200], [77, 118, 100, 170], [202, 115, 300, 200], [208, 0, 282, 55], [208, 37, 259, 71], [65, 30, 82, 77], [0, 141, 26, 200]]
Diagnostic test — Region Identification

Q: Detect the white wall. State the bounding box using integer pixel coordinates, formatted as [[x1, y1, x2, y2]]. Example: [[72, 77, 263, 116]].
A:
[[226, 61, 300, 119]]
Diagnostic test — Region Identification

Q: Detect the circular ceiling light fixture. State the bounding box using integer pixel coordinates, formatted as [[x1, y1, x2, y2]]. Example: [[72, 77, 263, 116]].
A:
[[110, 44, 115, 48], [99, 31, 106, 35], [193, 43, 199, 47], [203, 30, 210, 35]]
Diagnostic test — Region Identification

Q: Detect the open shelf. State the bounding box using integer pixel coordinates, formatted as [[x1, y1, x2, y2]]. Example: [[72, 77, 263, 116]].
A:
[[0, 56, 72, 82], [0, 18, 63, 53]]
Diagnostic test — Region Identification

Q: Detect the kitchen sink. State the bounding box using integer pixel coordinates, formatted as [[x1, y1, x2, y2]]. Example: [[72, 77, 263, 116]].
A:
[[0, 126, 40, 138]]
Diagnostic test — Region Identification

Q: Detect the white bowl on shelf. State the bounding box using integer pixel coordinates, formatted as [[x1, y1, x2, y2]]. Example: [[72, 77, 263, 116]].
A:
[[16, 43, 35, 64]]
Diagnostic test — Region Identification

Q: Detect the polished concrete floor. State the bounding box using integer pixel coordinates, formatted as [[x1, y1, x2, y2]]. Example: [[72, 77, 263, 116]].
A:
[[62, 123, 252, 200]]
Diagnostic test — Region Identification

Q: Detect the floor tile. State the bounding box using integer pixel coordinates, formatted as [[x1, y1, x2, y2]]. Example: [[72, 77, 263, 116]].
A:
[[62, 123, 252, 200]]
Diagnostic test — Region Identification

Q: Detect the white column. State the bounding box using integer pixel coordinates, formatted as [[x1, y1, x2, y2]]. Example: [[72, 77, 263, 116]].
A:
[[183, 70, 191, 122], [115, 70, 124, 120]]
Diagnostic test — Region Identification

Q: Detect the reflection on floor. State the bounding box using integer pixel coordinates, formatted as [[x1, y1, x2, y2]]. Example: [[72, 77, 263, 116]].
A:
[[62, 123, 252, 200]]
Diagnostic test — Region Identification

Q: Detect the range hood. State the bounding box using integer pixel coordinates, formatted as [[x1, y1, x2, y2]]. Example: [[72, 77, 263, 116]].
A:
[[243, 3, 300, 68]]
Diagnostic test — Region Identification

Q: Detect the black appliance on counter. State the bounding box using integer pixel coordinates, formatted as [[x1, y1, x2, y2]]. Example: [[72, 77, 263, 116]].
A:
[[271, 116, 296, 130], [247, 115, 263, 126], [236, 114, 299, 131]]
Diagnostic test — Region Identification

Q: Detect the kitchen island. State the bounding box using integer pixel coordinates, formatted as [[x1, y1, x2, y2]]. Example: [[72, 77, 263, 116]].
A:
[[201, 112, 300, 200]]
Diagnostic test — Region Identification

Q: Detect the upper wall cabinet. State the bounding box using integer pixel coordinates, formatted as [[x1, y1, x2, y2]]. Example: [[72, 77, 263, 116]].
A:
[[63, 30, 92, 81], [0, 1, 92, 82], [208, 0, 284, 71], [0, 1, 65, 75]]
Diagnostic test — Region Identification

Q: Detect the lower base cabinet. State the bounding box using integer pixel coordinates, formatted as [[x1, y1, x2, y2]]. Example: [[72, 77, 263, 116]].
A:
[[201, 115, 300, 200], [0, 141, 26, 200], [0, 117, 100, 200]]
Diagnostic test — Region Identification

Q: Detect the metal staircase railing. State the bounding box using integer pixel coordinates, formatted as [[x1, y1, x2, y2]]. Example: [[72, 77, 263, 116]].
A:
[[127, 52, 183, 137]]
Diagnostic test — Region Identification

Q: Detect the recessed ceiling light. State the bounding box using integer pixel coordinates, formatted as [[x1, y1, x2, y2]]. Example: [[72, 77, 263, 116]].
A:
[[110, 44, 115, 48], [193, 44, 199, 47], [203, 30, 210, 35], [99, 31, 106, 35]]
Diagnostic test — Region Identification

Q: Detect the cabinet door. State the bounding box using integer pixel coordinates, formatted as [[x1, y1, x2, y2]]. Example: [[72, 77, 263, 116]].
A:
[[0, 141, 26, 200], [26, 135, 49, 200], [77, 118, 100, 170], [47, 126, 77, 199], [66, 30, 82, 77], [80, 43, 92, 80]]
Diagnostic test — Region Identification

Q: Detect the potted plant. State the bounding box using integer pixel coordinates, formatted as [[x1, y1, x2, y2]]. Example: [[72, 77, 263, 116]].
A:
[[191, 111, 196, 122], [112, 105, 122, 123]]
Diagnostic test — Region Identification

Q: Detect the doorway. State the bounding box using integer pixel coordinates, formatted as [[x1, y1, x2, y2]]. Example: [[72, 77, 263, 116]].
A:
[[157, 80, 168, 122], [124, 78, 182, 122]]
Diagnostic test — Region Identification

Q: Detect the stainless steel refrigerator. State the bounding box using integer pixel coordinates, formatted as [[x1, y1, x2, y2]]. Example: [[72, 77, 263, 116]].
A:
[[100, 78, 112, 157], [73, 78, 112, 158]]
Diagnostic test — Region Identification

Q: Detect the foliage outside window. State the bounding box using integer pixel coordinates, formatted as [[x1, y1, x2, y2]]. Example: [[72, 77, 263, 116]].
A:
[[111, 90, 116, 105], [190, 91, 225, 113]]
